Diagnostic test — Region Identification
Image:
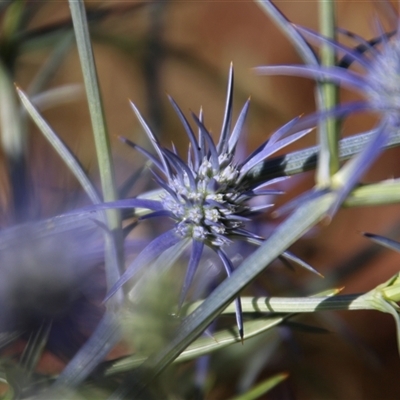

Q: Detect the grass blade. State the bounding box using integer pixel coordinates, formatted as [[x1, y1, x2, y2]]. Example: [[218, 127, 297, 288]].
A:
[[17, 87, 101, 205], [229, 373, 288, 400]]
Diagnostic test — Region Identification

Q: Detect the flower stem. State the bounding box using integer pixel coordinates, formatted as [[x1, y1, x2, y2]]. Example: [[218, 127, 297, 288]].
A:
[[186, 293, 370, 315], [317, 0, 339, 184], [68, 0, 123, 295]]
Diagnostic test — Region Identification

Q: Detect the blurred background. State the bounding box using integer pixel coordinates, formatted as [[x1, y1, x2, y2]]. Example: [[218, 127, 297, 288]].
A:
[[2, 0, 400, 398]]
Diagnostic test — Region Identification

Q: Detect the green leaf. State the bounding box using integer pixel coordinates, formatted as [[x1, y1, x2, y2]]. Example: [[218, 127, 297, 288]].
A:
[[68, 0, 117, 205], [105, 314, 287, 376], [184, 287, 343, 315], [229, 372, 288, 400], [0, 60, 25, 160]]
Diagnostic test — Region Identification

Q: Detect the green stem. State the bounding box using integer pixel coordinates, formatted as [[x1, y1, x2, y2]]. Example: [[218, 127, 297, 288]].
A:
[[68, 0, 118, 204], [343, 180, 400, 208], [68, 0, 123, 293], [0, 59, 27, 220], [317, 0, 339, 184], [186, 293, 370, 315]]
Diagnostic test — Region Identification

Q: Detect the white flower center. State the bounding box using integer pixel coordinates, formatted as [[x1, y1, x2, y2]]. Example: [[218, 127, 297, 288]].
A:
[[163, 154, 244, 245]]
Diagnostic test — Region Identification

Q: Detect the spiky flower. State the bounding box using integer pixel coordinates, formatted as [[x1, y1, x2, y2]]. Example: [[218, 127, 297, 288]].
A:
[[92, 65, 317, 338], [256, 24, 400, 124], [252, 3, 400, 216]]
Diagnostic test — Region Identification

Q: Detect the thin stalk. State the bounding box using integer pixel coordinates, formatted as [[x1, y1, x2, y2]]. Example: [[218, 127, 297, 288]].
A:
[[0, 59, 27, 220], [244, 127, 400, 183], [343, 180, 400, 208], [17, 87, 101, 205], [68, 0, 123, 294], [0, 0, 29, 221], [68, 0, 116, 204], [186, 293, 369, 316], [317, 0, 339, 184]]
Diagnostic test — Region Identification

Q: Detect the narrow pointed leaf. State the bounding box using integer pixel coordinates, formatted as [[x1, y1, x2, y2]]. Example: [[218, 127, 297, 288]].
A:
[[255, 65, 367, 92], [168, 95, 201, 169], [105, 229, 181, 301], [281, 251, 323, 277], [255, 0, 318, 66], [241, 126, 313, 176], [130, 101, 171, 179], [17, 87, 101, 205], [363, 233, 400, 253], [198, 107, 206, 160], [163, 149, 197, 190], [104, 315, 288, 375], [228, 98, 250, 153], [119, 136, 164, 173], [217, 249, 244, 339], [179, 240, 205, 308], [295, 25, 370, 68], [191, 113, 219, 169], [230, 373, 288, 400], [217, 63, 234, 154]]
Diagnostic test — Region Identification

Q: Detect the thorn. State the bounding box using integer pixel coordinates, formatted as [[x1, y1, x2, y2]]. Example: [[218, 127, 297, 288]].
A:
[[362, 231, 372, 238], [239, 328, 244, 344]]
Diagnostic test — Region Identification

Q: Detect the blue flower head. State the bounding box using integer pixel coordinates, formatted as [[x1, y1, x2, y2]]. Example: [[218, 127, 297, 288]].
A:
[[256, 24, 400, 125], [253, 2, 400, 217], [101, 64, 318, 338]]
